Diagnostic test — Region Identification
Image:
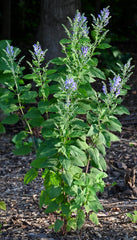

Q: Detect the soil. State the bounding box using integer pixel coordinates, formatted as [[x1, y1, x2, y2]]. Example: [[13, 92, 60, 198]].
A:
[[0, 42, 137, 240]]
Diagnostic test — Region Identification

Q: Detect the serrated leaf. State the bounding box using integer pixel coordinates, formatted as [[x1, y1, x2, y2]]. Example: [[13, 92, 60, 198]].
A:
[[59, 38, 71, 44], [24, 168, 38, 184], [2, 114, 19, 124], [88, 148, 100, 168], [67, 218, 77, 231], [20, 91, 37, 103], [24, 107, 41, 118], [89, 212, 99, 225], [114, 105, 130, 115], [31, 157, 58, 169], [61, 203, 70, 217], [39, 190, 47, 208], [48, 186, 61, 199], [99, 155, 107, 171], [45, 201, 59, 214], [23, 73, 38, 79], [108, 116, 122, 132], [50, 57, 65, 65], [69, 145, 87, 166], [62, 171, 73, 186], [97, 43, 111, 49], [13, 144, 32, 155], [12, 131, 28, 145], [54, 219, 64, 232], [87, 125, 98, 137], [90, 66, 106, 80], [59, 156, 71, 170], [76, 210, 85, 229], [76, 139, 88, 150], [38, 100, 49, 114]]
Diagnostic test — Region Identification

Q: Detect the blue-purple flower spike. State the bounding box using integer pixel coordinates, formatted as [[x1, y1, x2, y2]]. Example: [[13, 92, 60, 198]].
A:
[[65, 78, 77, 91], [81, 47, 89, 57], [110, 75, 122, 97], [6, 45, 14, 56], [73, 11, 89, 37], [98, 8, 110, 26], [93, 6, 110, 32], [102, 84, 107, 95], [33, 43, 44, 59]]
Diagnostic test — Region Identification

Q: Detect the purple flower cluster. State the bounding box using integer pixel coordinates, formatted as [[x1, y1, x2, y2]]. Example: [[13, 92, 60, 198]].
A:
[[102, 75, 122, 97], [110, 76, 121, 96], [98, 8, 110, 27], [73, 11, 89, 36], [81, 46, 89, 57], [6, 45, 14, 57], [74, 12, 87, 25], [93, 7, 110, 32], [33, 43, 44, 59], [65, 77, 77, 91], [102, 84, 107, 95]]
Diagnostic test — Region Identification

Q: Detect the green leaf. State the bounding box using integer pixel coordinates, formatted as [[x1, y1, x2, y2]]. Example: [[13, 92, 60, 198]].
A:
[[0, 103, 19, 114], [76, 139, 88, 150], [76, 210, 85, 229], [88, 199, 103, 212], [13, 144, 32, 155], [114, 105, 130, 115], [107, 116, 122, 132], [50, 57, 65, 65], [62, 171, 73, 186], [96, 143, 106, 156], [88, 58, 98, 66], [59, 38, 71, 44], [45, 201, 59, 214], [107, 131, 119, 142], [54, 219, 64, 232], [48, 186, 62, 199], [97, 43, 111, 49], [59, 156, 71, 170], [75, 101, 92, 114], [20, 91, 38, 103], [38, 100, 49, 114], [39, 190, 47, 208], [67, 218, 77, 231], [71, 118, 89, 129], [88, 148, 103, 170], [99, 155, 107, 171], [24, 168, 38, 184], [87, 125, 98, 137], [69, 145, 87, 167], [12, 131, 28, 146], [90, 66, 106, 80], [19, 84, 32, 93], [0, 123, 5, 133], [2, 114, 19, 124], [31, 157, 58, 169], [0, 201, 6, 211], [61, 203, 70, 217], [89, 212, 99, 225], [23, 73, 38, 79], [29, 116, 44, 127], [24, 107, 41, 118]]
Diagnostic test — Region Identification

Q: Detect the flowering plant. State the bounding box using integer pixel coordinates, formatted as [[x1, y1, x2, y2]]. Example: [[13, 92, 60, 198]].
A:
[[0, 7, 134, 233]]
